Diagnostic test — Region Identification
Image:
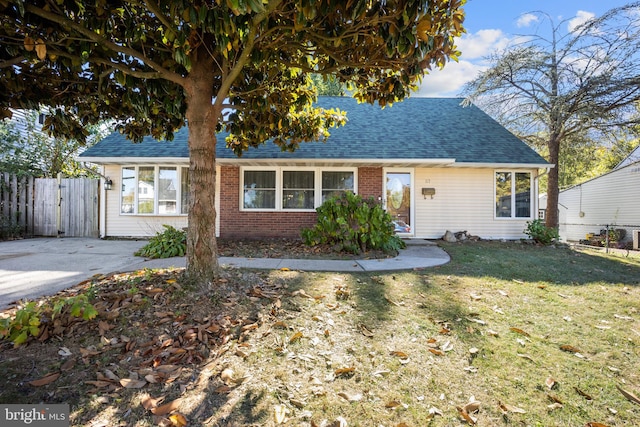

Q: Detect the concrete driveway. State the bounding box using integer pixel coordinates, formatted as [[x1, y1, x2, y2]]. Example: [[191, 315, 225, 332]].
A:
[[0, 238, 184, 310], [0, 237, 449, 310]]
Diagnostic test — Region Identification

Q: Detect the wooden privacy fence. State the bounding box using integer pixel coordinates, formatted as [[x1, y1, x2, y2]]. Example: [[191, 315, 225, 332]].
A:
[[0, 172, 99, 237]]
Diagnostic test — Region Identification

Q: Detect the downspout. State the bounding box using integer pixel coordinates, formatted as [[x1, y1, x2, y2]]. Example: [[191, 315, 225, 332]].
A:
[[534, 167, 550, 220], [99, 166, 107, 238]]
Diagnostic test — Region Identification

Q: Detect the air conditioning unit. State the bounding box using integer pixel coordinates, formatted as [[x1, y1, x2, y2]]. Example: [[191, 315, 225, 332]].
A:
[[633, 230, 640, 250]]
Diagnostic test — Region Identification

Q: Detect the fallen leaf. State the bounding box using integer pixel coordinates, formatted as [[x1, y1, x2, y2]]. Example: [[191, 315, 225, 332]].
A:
[[390, 350, 409, 358], [335, 367, 355, 376], [498, 401, 526, 414], [359, 324, 374, 337], [338, 391, 362, 402], [510, 327, 530, 337], [616, 385, 640, 406], [151, 398, 182, 416], [58, 347, 72, 357], [560, 344, 581, 353], [429, 348, 444, 356], [141, 394, 165, 410], [273, 404, 289, 424], [290, 398, 306, 408], [574, 387, 593, 400], [120, 378, 147, 389], [585, 423, 611, 427], [220, 368, 234, 385], [498, 290, 509, 297], [463, 400, 481, 413], [289, 331, 303, 343], [29, 372, 60, 387], [517, 353, 536, 363], [385, 400, 402, 408], [456, 406, 477, 425], [546, 377, 556, 390], [168, 413, 187, 427], [428, 406, 443, 417], [547, 394, 563, 404], [60, 358, 76, 372], [547, 402, 563, 410]]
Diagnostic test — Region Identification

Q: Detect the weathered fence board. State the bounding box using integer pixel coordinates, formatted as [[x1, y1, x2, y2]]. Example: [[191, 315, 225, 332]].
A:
[[0, 173, 98, 238], [60, 178, 99, 238], [33, 178, 58, 236]]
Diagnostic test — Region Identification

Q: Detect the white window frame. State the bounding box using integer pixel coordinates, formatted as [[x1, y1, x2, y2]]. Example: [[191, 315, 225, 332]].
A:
[[494, 170, 533, 220], [120, 165, 189, 216], [240, 166, 358, 212]]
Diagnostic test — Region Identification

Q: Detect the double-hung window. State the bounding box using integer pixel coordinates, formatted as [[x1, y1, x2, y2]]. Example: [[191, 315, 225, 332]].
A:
[[242, 167, 356, 211], [495, 171, 532, 219], [121, 166, 189, 215]]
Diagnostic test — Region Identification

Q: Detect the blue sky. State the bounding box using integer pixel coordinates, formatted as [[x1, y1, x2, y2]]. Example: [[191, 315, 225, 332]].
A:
[[416, 0, 633, 97]]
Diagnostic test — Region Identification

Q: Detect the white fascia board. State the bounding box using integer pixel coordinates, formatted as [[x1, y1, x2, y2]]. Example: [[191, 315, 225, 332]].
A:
[[449, 162, 553, 169], [77, 157, 189, 164], [217, 158, 458, 167]]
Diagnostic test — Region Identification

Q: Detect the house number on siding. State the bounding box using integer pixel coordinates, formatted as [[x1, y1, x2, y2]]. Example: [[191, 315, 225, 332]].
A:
[[424, 179, 431, 183]]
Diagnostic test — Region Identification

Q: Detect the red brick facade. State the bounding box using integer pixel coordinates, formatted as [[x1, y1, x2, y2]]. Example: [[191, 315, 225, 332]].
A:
[[218, 165, 383, 239]]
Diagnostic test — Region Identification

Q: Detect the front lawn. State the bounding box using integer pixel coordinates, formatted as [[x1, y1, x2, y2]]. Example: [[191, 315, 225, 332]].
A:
[[1, 241, 638, 426]]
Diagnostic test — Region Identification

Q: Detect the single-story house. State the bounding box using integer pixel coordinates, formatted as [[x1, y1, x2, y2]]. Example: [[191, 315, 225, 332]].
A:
[[551, 146, 640, 247], [79, 96, 550, 240]]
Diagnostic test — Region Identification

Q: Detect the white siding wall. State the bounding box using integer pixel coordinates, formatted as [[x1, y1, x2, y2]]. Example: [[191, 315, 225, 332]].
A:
[[558, 162, 640, 242], [102, 165, 188, 237], [414, 168, 535, 240]]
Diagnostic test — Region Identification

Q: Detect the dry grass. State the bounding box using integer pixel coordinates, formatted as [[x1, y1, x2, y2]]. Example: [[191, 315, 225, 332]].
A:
[[1, 241, 639, 427]]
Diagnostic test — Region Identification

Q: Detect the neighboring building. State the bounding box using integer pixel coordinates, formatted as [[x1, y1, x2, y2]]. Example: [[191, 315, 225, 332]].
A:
[[79, 97, 550, 240], [555, 158, 640, 244]]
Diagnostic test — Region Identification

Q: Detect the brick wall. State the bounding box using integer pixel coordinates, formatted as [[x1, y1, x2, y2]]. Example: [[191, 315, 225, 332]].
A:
[[358, 167, 383, 200], [218, 165, 383, 239]]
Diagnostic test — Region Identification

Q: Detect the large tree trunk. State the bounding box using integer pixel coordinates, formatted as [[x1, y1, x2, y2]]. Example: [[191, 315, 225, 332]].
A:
[[546, 135, 560, 229], [184, 57, 219, 287]]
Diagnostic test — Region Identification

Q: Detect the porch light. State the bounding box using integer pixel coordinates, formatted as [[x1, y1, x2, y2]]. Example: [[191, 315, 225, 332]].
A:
[[104, 178, 113, 190]]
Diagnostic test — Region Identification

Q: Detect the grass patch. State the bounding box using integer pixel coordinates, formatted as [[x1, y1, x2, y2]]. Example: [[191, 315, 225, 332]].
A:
[[1, 241, 639, 426]]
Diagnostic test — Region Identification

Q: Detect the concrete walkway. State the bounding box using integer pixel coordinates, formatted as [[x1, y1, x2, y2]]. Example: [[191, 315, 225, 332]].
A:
[[0, 238, 449, 309]]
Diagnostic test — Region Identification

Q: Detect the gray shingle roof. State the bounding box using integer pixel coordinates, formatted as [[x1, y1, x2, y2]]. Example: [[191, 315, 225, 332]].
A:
[[80, 97, 548, 165]]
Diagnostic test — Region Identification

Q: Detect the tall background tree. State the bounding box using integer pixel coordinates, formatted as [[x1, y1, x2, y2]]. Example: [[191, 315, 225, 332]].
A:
[[463, 3, 640, 230], [0, 0, 465, 286]]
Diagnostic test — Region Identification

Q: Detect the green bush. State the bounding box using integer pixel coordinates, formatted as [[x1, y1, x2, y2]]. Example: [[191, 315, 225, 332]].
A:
[[524, 219, 559, 245], [302, 192, 405, 255], [135, 225, 186, 258], [0, 214, 23, 240]]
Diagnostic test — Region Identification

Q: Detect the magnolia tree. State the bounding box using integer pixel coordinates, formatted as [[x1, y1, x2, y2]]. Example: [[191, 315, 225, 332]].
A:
[[0, 0, 465, 286]]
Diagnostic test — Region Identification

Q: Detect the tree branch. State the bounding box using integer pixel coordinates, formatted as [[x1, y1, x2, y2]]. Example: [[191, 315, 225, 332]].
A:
[[24, 3, 186, 86]]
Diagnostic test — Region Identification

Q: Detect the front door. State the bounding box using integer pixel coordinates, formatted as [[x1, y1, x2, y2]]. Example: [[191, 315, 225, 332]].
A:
[[384, 169, 413, 235]]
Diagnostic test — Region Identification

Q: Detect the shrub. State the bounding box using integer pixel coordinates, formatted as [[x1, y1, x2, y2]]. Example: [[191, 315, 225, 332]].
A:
[[301, 192, 405, 255], [0, 295, 98, 347], [135, 225, 186, 258], [0, 214, 23, 240], [524, 219, 559, 245]]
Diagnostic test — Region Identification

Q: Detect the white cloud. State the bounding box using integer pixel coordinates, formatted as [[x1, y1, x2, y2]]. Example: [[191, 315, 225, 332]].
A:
[[568, 10, 596, 32], [457, 29, 511, 59], [414, 60, 487, 97], [413, 29, 513, 97], [516, 13, 539, 28]]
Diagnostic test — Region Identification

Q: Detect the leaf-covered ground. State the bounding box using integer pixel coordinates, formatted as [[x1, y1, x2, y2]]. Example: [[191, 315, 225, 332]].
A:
[[0, 241, 639, 427]]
